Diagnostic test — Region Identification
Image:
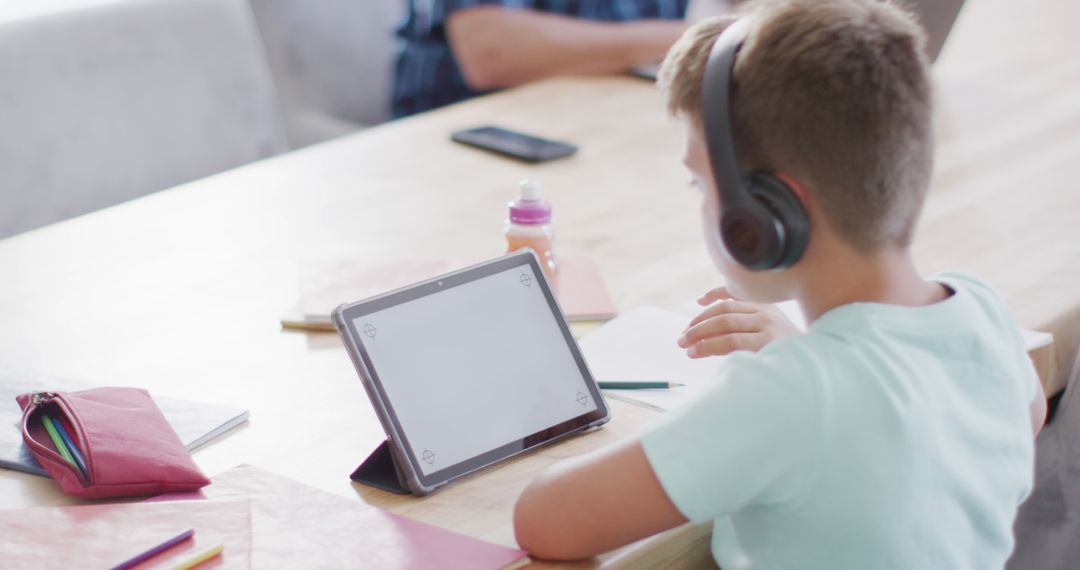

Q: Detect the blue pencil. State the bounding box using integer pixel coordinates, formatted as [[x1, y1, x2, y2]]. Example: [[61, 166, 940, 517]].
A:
[[49, 416, 88, 479], [110, 529, 195, 570]]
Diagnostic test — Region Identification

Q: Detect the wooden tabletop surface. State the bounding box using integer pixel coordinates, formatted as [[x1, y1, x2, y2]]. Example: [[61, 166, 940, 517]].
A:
[[2, 0, 1078, 567]]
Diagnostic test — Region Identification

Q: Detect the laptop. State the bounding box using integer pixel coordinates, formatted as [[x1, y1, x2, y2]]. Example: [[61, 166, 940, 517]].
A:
[[904, 0, 966, 62]]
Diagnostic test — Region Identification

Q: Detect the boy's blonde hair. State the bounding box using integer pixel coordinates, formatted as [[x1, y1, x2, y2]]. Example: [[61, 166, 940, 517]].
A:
[[659, 0, 933, 250]]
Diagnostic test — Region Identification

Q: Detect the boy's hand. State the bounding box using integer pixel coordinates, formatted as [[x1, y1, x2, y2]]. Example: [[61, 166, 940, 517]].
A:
[[677, 286, 802, 358]]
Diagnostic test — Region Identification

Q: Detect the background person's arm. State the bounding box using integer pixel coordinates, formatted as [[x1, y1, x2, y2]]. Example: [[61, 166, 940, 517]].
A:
[[446, 7, 688, 90], [513, 438, 688, 560]]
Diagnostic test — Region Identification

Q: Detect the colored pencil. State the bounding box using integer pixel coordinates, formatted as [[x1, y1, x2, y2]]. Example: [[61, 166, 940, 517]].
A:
[[169, 544, 224, 570], [41, 414, 76, 468], [50, 416, 88, 479], [597, 381, 684, 390], [110, 529, 195, 570]]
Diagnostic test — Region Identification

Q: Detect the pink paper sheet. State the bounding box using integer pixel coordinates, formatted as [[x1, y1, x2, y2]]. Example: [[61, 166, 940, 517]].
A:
[[0, 499, 252, 569], [156, 465, 528, 569]]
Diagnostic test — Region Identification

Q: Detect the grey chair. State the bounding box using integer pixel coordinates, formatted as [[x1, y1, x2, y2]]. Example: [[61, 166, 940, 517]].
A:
[[249, 0, 405, 148], [1008, 346, 1080, 569], [0, 0, 287, 238]]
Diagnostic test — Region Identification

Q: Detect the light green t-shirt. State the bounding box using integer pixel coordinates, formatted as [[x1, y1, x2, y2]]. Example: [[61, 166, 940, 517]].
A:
[[640, 272, 1038, 569]]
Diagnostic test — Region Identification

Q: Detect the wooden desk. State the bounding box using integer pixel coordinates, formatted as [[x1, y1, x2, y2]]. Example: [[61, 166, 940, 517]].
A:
[[926, 0, 1080, 390], [0, 73, 717, 567], [2, 0, 1078, 567]]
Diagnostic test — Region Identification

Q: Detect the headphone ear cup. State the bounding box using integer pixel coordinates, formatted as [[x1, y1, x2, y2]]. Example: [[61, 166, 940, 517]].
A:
[[744, 174, 810, 269], [718, 194, 778, 270]]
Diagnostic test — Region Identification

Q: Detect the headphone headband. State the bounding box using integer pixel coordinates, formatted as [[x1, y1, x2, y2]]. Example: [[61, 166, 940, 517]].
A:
[[701, 18, 753, 212], [700, 17, 810, 271]]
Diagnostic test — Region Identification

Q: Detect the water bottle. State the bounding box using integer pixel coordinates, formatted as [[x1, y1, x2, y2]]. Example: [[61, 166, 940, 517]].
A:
[[505, 179, 557, 281]]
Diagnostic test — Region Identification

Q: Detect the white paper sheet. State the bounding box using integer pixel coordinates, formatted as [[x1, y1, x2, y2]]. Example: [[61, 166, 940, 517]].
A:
[[579, 306, 727, 412], [580, 300, 806, 412]]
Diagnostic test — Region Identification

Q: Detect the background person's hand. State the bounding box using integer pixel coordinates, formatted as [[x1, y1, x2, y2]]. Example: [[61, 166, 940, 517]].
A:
[[677, 286, 802, 358]]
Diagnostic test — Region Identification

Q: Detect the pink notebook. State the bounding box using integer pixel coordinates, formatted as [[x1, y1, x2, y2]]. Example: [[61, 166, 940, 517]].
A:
[[155, 465, 529, 569], [551, 256, 619, 321], [283, 255, 617, 330]]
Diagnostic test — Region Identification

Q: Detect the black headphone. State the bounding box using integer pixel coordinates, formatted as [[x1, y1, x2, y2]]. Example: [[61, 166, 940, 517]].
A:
[[702, 19, 810, 270]]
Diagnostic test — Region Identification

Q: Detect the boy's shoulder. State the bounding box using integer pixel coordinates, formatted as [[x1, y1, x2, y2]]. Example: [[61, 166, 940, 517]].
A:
[[718, 271, 1023, 392], [926, 270, 1025, 345], [744, 271, 1016, 368], [933, 270, 1014, 320], [933, 269, 1002, 297], [806, 270, 1014, 334]]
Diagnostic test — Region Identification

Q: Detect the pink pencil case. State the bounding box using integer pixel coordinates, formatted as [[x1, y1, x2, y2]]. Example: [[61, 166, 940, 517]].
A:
[[16, 387, 210, 499]]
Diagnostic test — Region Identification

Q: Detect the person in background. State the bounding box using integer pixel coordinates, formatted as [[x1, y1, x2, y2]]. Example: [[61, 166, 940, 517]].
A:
[[393, 0, 701, 116]]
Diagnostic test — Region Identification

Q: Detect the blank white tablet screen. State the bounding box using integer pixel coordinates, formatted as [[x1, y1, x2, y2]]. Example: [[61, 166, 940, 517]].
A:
[[352, 263, 597, 475]]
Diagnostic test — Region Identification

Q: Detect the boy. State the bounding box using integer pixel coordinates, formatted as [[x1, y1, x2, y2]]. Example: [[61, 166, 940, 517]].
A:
[[513, 0, 1046, 567]]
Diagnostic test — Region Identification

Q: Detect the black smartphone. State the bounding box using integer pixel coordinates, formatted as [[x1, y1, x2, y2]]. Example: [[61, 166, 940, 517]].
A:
[[450, 126, 578, 163]]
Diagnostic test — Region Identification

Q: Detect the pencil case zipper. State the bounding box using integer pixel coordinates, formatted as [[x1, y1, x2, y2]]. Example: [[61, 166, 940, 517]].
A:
[[22, 391, 94, 486]]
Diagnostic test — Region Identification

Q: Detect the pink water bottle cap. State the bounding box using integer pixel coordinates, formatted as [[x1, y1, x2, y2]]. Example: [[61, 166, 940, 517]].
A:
[[509, 180, 551, 224]]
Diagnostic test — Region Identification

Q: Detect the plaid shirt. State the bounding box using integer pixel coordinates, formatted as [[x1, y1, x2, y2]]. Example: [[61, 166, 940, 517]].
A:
[[393, 0, 688, 117]]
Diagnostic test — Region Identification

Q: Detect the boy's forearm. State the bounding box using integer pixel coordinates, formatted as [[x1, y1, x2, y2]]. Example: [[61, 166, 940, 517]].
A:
[[513, 439, 687, 560], [447, 7, 688, 90]]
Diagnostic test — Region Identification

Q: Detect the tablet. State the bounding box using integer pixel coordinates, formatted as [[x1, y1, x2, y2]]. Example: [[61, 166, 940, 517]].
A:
[[332, 250, 610, 495]]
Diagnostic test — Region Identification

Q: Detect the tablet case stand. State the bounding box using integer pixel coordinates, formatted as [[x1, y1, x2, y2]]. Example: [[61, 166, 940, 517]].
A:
[[350, 440, 410, 495]]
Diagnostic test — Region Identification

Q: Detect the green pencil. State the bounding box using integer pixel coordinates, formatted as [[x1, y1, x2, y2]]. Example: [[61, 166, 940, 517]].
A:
[[42, 413, 77, 467], [597, 381, 684, 390]]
